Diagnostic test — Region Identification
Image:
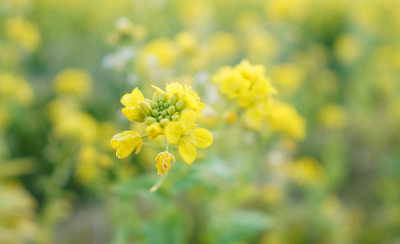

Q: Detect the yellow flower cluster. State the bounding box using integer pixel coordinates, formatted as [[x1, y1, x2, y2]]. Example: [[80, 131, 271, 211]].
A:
[[213, 59, 277, 129], [213, 59, 306, 139], [111, 83, 213, 175]]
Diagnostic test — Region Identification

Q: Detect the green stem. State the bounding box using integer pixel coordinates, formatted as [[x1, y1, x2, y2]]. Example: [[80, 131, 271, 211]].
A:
[[165, 139, 169, 152], [141, 134, 149, 139]]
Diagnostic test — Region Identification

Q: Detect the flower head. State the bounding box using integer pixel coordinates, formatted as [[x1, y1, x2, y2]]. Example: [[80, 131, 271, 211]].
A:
[[164, 110, 213, 164], [110, 131, 143, 158], [155, 151, 176, 175]]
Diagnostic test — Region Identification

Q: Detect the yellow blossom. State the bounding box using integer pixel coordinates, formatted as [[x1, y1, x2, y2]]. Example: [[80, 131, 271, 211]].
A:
[[267, 103, 306, 140], [220, 73, 251, 99], [234, 59, 266, 84], [164, 110, 213, 164], [138, 38, 178, 69], [174, 31, 198, 54], [110, 131, 143, 158], [155, 151, 176, 175], [54, 69, 92, 97], [0, 73, 34, 106], [6, 16, 40, 52], [222, 110, 238, 123], [121, 87, 144, 107], [122, 106, 145, 122], [317, 104, 347, 129], [146, 123, 163, 139]]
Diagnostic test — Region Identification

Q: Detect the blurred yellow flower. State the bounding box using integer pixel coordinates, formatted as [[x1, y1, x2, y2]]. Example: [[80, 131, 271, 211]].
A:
[[334, 34, 361, 63], [110, 131, 143, 158], [6, 16, 40, 52], [54, 69, 92, 97], [146, 122, 163, 139], [76, 145, 98, 184], [174, 31, 198, 54], [222, 110, 238, 123], [0, 73, 34, 106], [270, 64, 305, 92], [139, 38, 178, 69], [317, 104, 347, 129], [155, 151, 175, 175], [290, 156, 325, 185], [165, 110, 213, 164], [267, 103, 306, 140]]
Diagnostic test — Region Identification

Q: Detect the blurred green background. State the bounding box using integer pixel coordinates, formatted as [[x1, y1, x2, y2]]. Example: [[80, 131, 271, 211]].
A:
[[1, 0, 400, 243]]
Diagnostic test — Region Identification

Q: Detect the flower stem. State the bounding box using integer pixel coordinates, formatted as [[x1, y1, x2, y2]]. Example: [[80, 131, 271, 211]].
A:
[[141, 134, 149, 139], [149, 176, 166, 193]]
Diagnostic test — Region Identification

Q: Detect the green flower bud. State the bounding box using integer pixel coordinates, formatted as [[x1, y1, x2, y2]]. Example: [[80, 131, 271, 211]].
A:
[[168, 93, 179, 105], [157, 107, 161, 112], [145, 98, 153, 104], [164, 102, 170, 108], [167, 106, 175, 115], [132, 117, 145, 123], [160, 110, 167, 117], [153, 91, 160, 101], [158, 92, 166, 103], [139, 101, 152, 116], [171, 114, 180, 121], [152, 109, 159, 117], [159, 118, 170, 127], [151, 102, 158, 109], [175, 100, 186, 112], [166, 115, 172, 120], [159, 102, 164, 107], [157, 115, 163, 122], [145, 116, 157, 125]]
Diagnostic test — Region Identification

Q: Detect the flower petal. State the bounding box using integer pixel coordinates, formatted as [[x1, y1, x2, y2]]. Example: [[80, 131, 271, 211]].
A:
[[166, 82, 183, 95], [164, 121, 184, 145], [151, 85, 165, 93], [179, 140, 197, 164], [180, 109, 196, 129], [191, 128, 213, 148], [135, 139, 143, 154], [184, 94, 198, 110]]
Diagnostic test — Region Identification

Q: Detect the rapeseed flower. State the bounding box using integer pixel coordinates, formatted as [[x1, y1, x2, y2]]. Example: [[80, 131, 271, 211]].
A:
[[112, 82, 212, 174]]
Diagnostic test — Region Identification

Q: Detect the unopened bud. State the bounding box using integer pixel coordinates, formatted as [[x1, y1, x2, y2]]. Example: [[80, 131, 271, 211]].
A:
[[157, 115, 163, 122], [153, 91, 160, 101], [159, 118, 170, 127], [158, 92, 166, 102], [172, 114, 180, 121], [132, 117, 145, 123], [168, 93, 179, 105], [139, 101, 152, 116], [160, 110, 167, 117], [151, 102, 158, 109], [152, 109, 159, 117], [145, 116, 157, 125], [175, 100, 186, 112], [166, 115, 172, 120], [167, 106, 175, 115]]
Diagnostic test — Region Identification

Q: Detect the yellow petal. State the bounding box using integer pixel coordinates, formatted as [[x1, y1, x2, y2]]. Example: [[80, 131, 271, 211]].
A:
[[180, 109, 196, 129], [164, 121, 184, 145], [166, 82, 183, 95], [135, 139, 143, 154], [132, 87, 144, 101], [197, 103, 206, 110], [191, 128, 213, 148], [151, 85, 165, 93], [179, 139, 197, 164], [184, 94, 198, 110]]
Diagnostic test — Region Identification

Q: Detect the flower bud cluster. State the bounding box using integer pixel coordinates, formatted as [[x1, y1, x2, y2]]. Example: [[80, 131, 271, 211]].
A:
[[141, 92, 186, 128]]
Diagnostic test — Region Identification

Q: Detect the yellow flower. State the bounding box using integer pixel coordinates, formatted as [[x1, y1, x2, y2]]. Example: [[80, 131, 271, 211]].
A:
[[146, 123, 163, 139], [212, 66, 234, 84], [121, 87, 144, 107], [122, 106, 145, 122], [110, 131, 143, 158], [220, 73, 251, 99], [222, 110, 237, 123], [317, 104, 347, 129], [234, 59, 266, 84], [54, 69, 92, 97], [155, 151, 176, 175], [267, 103, 306, 140], [164, 110, 213, 164], [138, 38, 178, 69], [174, 31, 198, 54], [6, 16, 40, 52]]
